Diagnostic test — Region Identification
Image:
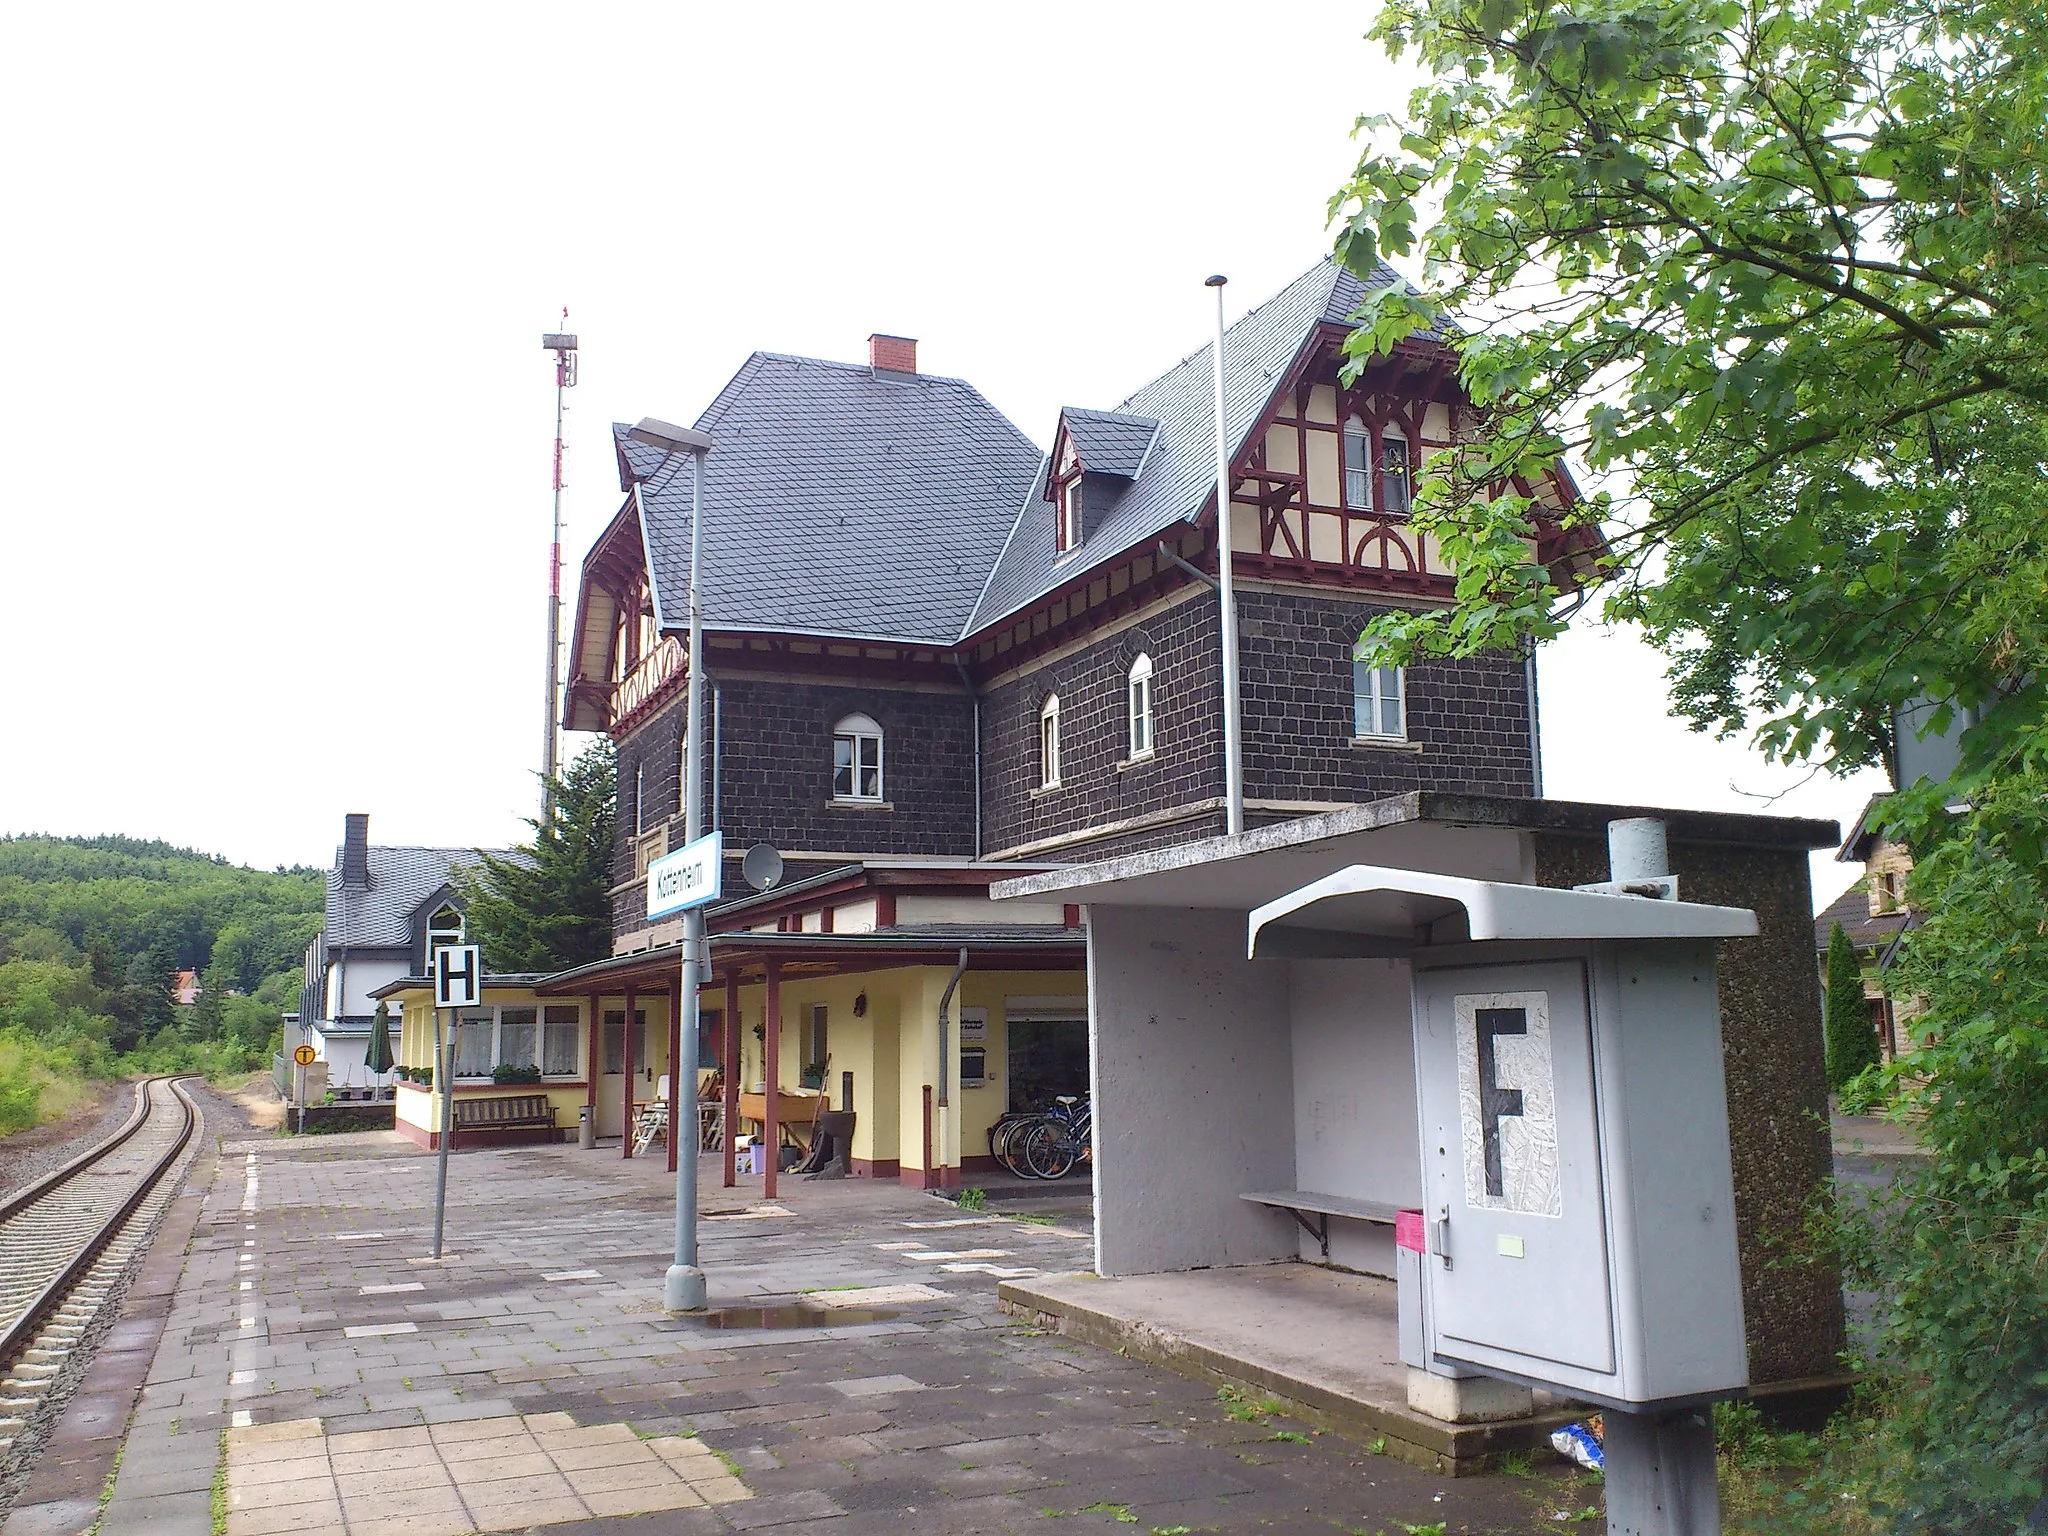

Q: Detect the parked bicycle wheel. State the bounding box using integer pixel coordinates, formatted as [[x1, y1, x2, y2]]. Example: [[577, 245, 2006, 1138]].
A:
[[1020, 1120, 1077, 1180], [993, 1115, 1041, 1178]]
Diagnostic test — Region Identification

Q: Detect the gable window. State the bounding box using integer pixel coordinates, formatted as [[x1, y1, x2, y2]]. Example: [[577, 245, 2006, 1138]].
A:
[[1057, 478, 1084, 553], [832, 713, 884, 802], [1343, 422, 1372, 509], [1039, 695, 1062, 789], [426, 904, 464, 976], [1127, 653, 1155, 760], [1353, 660, 1406, 740], [1380, 432, 1412, 514], [633, 762, 647, 835]]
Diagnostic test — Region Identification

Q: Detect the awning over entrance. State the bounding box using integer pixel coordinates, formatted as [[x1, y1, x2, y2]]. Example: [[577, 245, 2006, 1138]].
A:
[[531, 927, 1086, 995]]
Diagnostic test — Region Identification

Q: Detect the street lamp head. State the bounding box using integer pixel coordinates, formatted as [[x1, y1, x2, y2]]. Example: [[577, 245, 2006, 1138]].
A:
[[1204, 274, 1228, 288], [628, 417, 713, 456]]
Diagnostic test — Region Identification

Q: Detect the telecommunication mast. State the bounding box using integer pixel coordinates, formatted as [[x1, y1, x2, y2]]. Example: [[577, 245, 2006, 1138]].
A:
[[540, 321, 579, 818]]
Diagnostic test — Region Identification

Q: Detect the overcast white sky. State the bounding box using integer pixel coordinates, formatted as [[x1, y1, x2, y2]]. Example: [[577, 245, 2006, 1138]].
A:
[[1, 1, 1883, 909]]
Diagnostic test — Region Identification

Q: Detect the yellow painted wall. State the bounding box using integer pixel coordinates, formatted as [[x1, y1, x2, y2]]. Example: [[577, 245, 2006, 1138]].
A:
[[715, 963, 1081, 1175]]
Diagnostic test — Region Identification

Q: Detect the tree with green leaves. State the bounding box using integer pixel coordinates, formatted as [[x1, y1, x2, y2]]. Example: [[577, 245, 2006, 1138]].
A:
[[1821, 921, 1875, 1090], [1330, 0, 2046, 1524], [459, 740, 616, 974]]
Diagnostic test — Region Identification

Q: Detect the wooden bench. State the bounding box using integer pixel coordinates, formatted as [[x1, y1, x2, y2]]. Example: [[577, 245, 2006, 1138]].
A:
[[452, 1095, 556, 1137], [1241, 1189, 1401, 1258]]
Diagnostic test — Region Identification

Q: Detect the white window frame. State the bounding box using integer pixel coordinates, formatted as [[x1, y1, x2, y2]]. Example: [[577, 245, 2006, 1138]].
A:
[[1127, 653, 1155, 760], [451, 1002, 584, 1082], [1352, 660, 1407, 741], [831, 713, 885, 802], [634, 761, 647, 835], [1058, 478, 1084, 552], [425, 904, 464, 978], [1342, 420, 1372, 509], [1380, 430, 1412, 515], [1039, 695, 1062, 789]]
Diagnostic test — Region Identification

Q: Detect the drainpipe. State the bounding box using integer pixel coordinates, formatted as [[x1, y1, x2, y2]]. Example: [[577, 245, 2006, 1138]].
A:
[[936, 948, 968, 1187], [711, 678, 723, 830], [1524, 647, 1544, 799], [954, 660, 981, 859]]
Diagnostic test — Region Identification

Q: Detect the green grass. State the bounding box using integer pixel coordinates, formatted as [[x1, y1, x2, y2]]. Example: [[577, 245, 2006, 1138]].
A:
[[210, 1430, 229, 1536], [958, 1186, 987, 1211], [1079, 1503, 1138, 1523]]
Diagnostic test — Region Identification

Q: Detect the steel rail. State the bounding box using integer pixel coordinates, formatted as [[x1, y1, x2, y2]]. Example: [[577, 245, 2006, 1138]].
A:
[[0, 1079, 153, 1226], [0, 1077, 198, 1375]]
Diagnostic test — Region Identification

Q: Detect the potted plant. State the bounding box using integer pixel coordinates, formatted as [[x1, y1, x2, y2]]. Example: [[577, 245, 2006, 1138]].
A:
[[800, 1060, 828, 1091], [491, 1063, 542, 1085]]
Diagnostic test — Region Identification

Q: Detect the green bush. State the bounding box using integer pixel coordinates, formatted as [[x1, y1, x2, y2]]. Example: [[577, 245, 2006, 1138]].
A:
[[1834, 1064, 1890, 1117], [1823, 923, 1880, 1092]]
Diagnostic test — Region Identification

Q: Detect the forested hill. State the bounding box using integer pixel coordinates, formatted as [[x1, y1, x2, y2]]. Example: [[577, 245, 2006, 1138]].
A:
[[0, 834, 325, 1130]]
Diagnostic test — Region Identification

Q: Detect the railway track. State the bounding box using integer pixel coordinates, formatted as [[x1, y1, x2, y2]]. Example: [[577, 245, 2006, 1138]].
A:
[[0, 1076, 199, 1453]]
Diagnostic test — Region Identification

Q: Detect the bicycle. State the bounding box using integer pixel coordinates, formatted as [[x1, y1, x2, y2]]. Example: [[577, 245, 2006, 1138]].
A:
[[1018, 1095, 1092, 1180]]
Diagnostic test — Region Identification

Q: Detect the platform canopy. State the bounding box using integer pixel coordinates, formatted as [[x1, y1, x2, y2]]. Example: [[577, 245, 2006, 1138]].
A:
[[1247, 864, 1759, 959]]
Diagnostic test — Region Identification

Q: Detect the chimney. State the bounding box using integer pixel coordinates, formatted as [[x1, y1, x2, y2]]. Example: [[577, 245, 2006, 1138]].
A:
[[342, 813, 370, 887], [868, 334, 917, 374]]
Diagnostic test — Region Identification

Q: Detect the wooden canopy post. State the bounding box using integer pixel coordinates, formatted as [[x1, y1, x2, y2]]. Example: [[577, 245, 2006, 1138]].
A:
[[763, 961, 780, 1199], [723, 970, 740, 1188], [621, 986, 637, 1159], [667, 965, 683, 1175]]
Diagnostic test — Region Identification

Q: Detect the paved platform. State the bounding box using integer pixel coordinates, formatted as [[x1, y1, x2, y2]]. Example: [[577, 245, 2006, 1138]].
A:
[[997, 1265, 1577, 1475], [5, 1100, 1599, 1535]]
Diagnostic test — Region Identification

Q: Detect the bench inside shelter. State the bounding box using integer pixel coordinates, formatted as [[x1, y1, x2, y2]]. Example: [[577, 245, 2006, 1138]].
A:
[[452, 1094, 557, 1141], [1241, 1190, 1400, 1260]]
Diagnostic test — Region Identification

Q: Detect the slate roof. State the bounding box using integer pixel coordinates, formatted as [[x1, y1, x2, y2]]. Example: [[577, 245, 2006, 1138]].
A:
[[324, 846, 495, 950], [962, 257, 1435, 638], [623, 352, 1044, 647], [1059, 407, 1159, 478], [1814, 878, 1911, 953]]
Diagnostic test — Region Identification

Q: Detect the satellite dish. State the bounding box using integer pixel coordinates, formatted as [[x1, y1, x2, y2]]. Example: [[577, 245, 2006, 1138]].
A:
[[742, 843, 784, 893]]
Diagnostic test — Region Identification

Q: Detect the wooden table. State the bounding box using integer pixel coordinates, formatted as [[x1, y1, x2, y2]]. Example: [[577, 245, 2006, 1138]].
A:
[[738, 1090, 827, 1150]]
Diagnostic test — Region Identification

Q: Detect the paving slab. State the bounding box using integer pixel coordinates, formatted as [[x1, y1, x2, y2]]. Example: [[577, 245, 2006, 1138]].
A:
[[5, 1102, 1597, 1534]]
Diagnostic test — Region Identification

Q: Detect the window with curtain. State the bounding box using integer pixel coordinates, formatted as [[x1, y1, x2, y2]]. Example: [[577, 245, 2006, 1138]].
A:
[[455, 1013, 495, 1077], [1039, 695, 1061, 788], [497, 1007, 538, 1069], [832, 714, 884, 801], [1343, 421, 1372, 508], [1127, 654, 1155, 760], [1353, 661, 1407, 739], [542, 1005, 581, 1076]]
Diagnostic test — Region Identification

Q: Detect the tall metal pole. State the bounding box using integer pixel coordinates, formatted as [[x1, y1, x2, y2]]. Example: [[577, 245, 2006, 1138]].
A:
[[1206, 275, 1245, 836], [431, 1007, 453, 1259], [540, 328, 577, 821], [665, 447, 709, 1313]]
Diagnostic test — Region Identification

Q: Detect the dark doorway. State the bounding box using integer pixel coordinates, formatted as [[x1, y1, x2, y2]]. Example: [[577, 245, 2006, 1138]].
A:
[[1008, 1018, 1088, 1111]]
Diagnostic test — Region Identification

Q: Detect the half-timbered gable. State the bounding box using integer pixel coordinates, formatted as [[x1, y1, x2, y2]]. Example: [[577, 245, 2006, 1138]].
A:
[[960, 258, 1588, 861]]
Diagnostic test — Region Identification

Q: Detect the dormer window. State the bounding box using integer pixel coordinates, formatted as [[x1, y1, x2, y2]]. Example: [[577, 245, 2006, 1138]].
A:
[[1057, 477, 1084, 553], [426, 904, 464, 974]]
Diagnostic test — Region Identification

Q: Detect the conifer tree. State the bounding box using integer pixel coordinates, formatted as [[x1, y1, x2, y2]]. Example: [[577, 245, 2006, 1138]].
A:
[[1823, 921, 1877, 1091], [460, 740, 616, 973]]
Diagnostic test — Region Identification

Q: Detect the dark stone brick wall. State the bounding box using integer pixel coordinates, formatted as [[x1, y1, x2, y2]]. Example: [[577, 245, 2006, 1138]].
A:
[[980, 598, 1225, 858], [979, 587, 1536, 859], [1533, 832, 1847, 1386], [1237, 589, 1536, 805], [609, 675, 979, 940]]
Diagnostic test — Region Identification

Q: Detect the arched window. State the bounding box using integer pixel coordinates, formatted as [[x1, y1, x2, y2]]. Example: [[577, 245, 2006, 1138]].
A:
[[833, 713, 884, 802], [1353, 659, 1407, 740], [1039, 695, 1061, 789], [1127, 654, 1155, 760]]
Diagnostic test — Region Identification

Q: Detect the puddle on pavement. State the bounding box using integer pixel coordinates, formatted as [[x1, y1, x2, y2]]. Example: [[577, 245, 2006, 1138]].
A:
[[695, 1305, 899, 1329]]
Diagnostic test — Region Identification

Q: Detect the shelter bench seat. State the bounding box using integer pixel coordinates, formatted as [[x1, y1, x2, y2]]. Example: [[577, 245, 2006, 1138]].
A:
[[1241, 1190, 1401, 1259], [453, 1095, 556, 1136]]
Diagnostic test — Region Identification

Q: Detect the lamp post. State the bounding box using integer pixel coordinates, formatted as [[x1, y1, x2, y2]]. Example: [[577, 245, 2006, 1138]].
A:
[[626, 415, 714, 1313], [1205, 275, 1245, 836]]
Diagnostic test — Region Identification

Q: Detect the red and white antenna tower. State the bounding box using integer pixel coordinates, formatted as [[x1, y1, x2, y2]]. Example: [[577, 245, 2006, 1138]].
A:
[[540, 316, 579, 818]]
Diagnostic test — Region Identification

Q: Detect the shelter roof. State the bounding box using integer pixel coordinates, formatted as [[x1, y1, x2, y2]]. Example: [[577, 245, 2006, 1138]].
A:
[[368, 973, 553, 1000], [531, 926, 1085, 995], [991, 792, 1839, 912], [618, 348, 1043, 647]]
